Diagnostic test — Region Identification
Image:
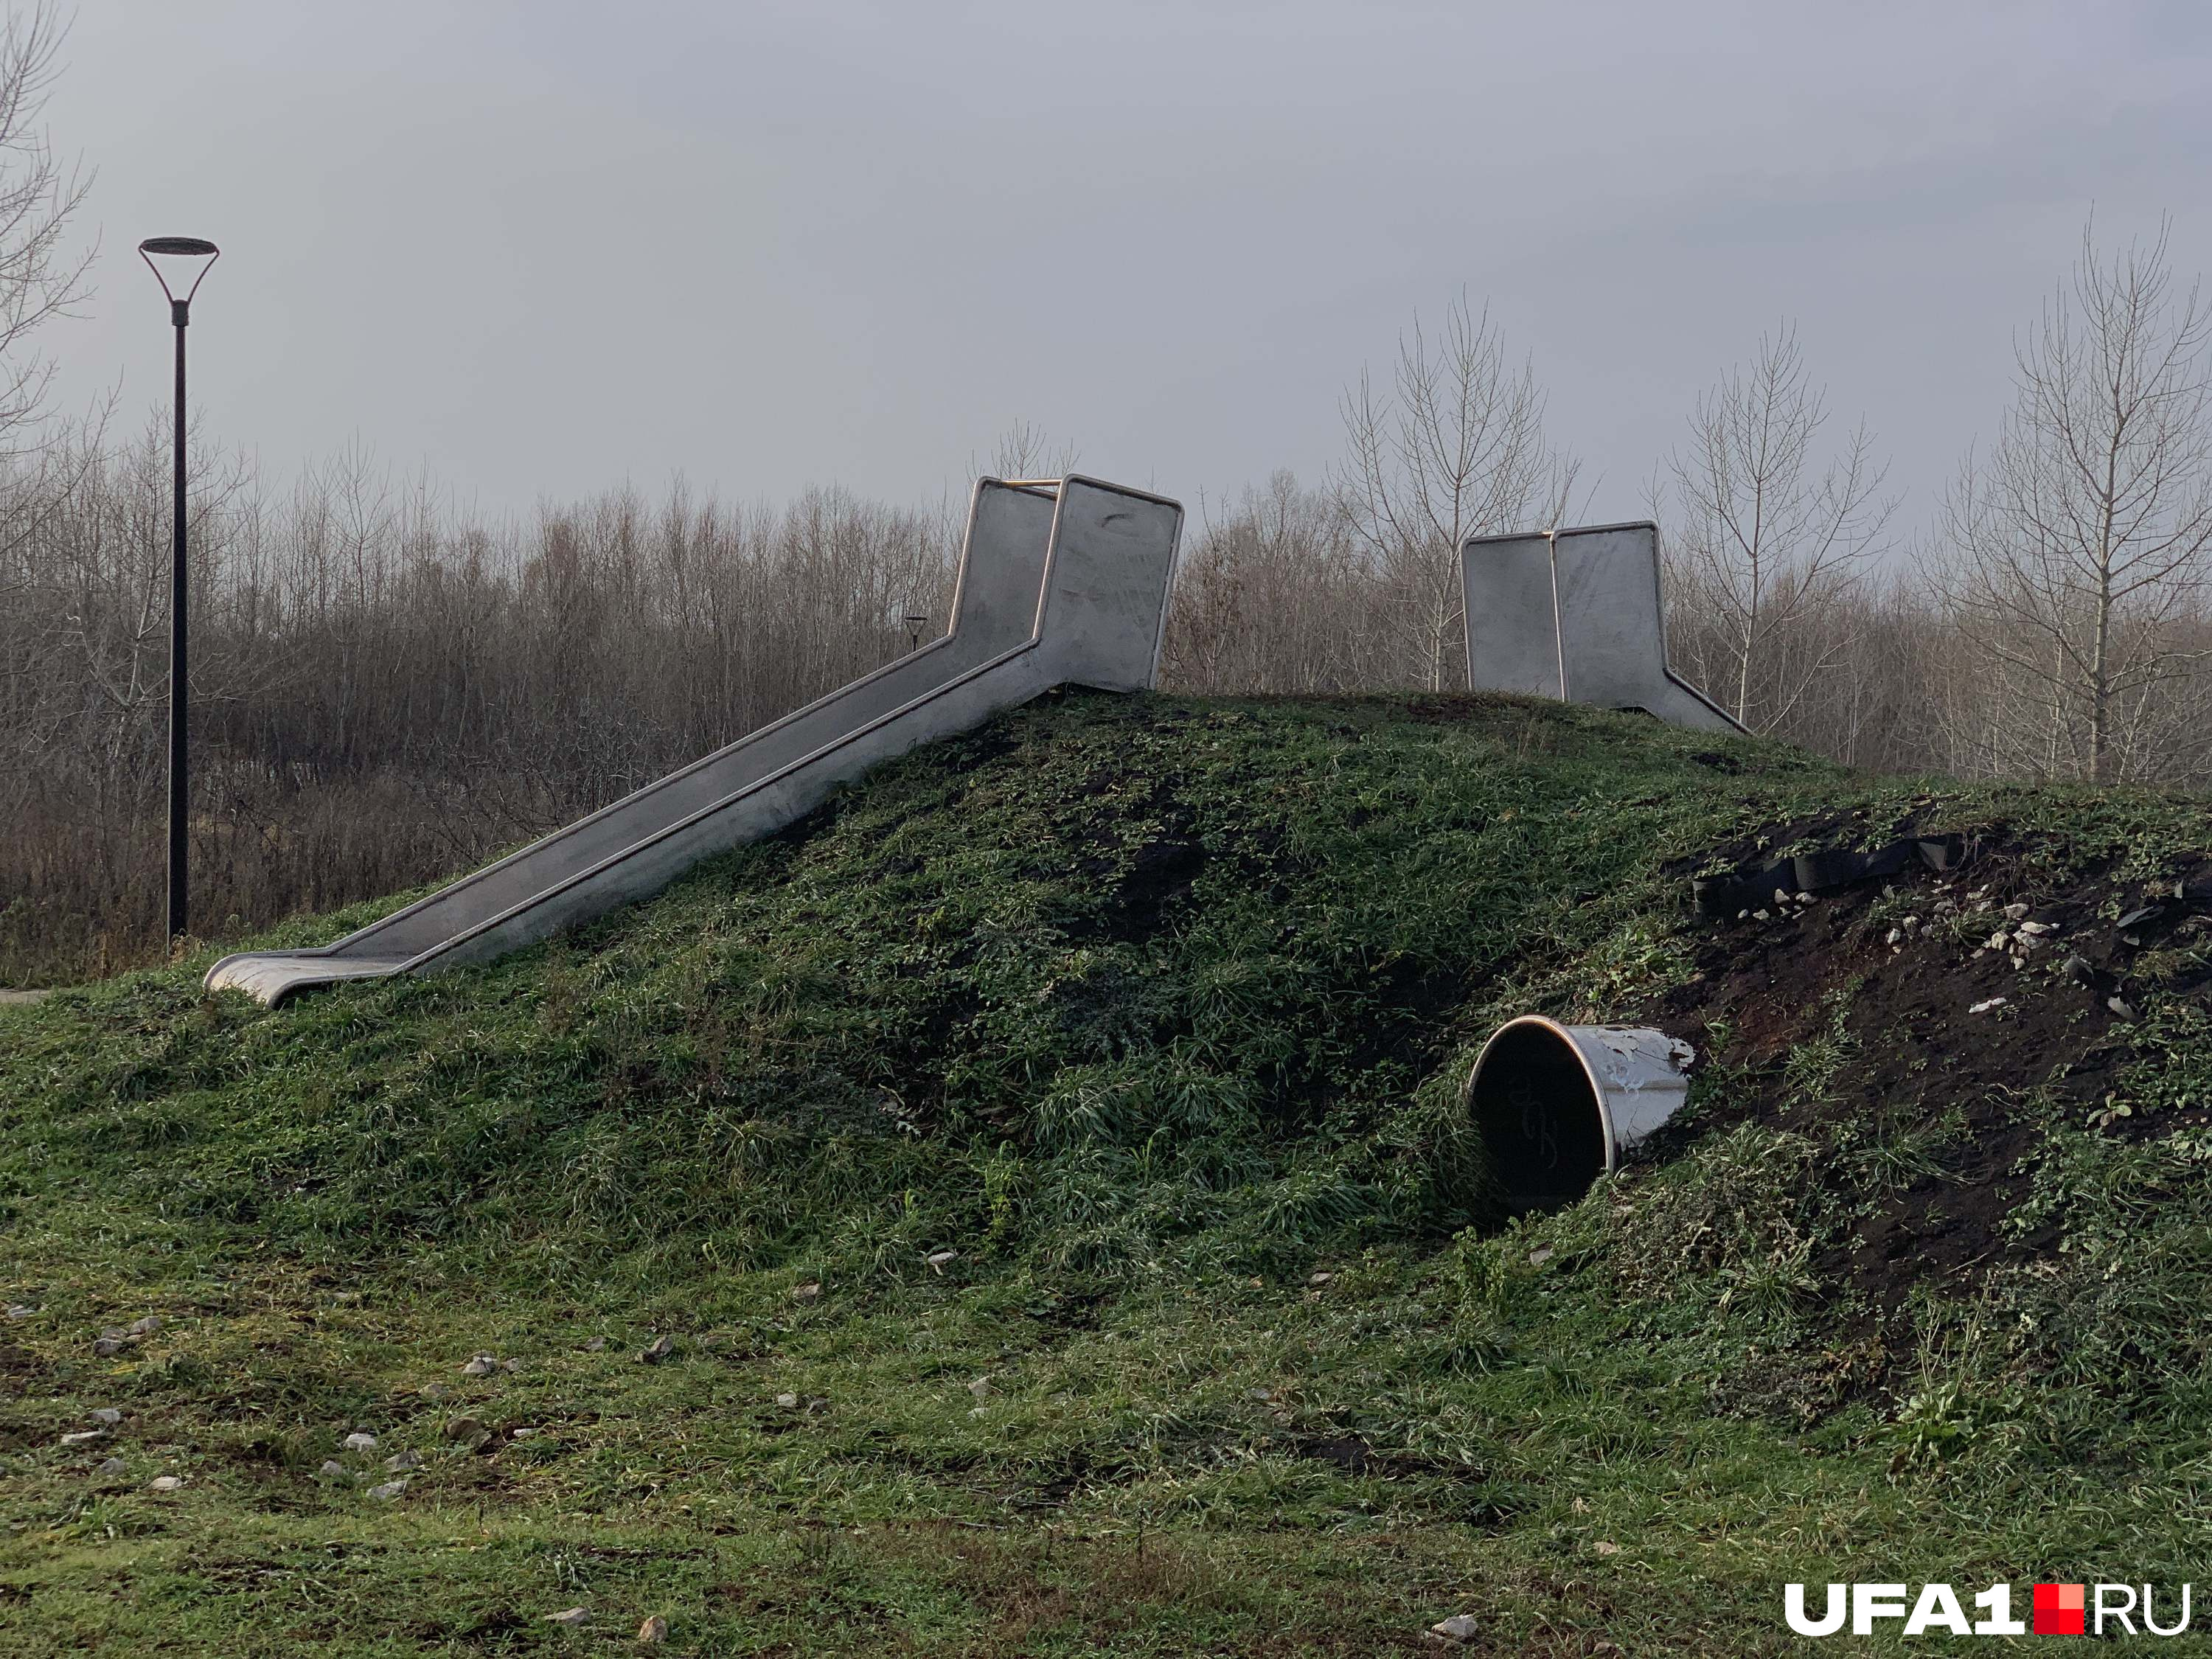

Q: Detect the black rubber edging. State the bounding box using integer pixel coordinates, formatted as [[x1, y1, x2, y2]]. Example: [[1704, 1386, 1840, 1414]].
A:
[[1691, 834, 1972, 920]]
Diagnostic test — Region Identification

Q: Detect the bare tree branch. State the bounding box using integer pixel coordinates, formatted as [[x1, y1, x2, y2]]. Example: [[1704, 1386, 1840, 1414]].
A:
[[1933, 215, 2212, 782], [1335, 292, 1579, 691]]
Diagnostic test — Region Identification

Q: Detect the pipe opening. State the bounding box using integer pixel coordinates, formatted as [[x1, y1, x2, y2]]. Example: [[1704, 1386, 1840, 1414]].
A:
[[1468, 1020, 1610, 1212]]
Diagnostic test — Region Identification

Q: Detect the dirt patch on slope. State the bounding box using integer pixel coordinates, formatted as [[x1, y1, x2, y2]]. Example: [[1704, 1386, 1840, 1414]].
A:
[[1639, 822, 2212, 1324]]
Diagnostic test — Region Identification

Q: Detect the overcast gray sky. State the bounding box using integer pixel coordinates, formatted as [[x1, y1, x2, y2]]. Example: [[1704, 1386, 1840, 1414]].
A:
[[44, 0, 2212, 535]]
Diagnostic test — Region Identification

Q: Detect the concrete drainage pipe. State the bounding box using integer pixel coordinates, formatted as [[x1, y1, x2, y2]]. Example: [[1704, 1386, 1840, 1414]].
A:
[[1465, 1018, 1695, 1211]]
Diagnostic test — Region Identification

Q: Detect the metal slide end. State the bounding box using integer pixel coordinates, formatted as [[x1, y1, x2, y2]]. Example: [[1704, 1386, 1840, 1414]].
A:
[[1465, 1017, 1694, 1211]]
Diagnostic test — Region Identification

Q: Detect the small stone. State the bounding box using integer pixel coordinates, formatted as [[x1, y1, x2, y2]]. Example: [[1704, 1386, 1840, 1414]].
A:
[[502, 1357, 524, 1373], [365, 1478, 407, 1500], [127, 1315, 161, 1337], [88, 1408, 121, 1426], [92, 1338, 124, 1357], [1428, 1613, 1478, 1644], [1885, 928, 1902, 946], [460, 1354, 497, 1377], [341, 1432, 378, 1453], [1968, 997, 2008, 1015], [1307, 1270, 1335, 1286], [1736, 909, 1749, 921], [925, 1249, 959, 1273], [1986, 931, 2012, 951], [2109, 997, 2138, 1021], [384, 1450, 420, 1472], [4, 1304, 32, 1321], [639, 1614, 669, 1644], [317, 1459, 347, 1478], [1902, 914, 1920, 931], [583, 1337, 607, 1352], [60, 1430, 104, 1446], [2003, 902, 2030, 920], [1795, 891, 1815, 904], [1249, 1386, 1274, 1401], [1773, 888, 1792, 908], [1527, 1245, 1554, 1267], [1751, 909, 1770, 922], [2017, 919, 2055, 936], [443, 1415, 487, 1444], [418, 1382, 451, 1402], [638, 1334, 676, 1365], [792, 1281, 821, 1304], [147, 1475, 183, 1492], [968, 1376, 996, 1402], [2063, 954, 2096, 987], [510, 1427, 536, 1439], [94, 1456, 125, 1478], [544, 1607, 588, 1628], [774, 1391, 799, 1409], [1594, 1540, 1621, 1557]]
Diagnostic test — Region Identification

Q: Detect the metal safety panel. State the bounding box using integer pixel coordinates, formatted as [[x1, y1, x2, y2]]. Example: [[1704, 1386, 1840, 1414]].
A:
[[1461, 521, 1742, 733]]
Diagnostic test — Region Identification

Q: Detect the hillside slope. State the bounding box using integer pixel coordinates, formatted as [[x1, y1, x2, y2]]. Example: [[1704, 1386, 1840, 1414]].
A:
[[2, 691, 2211, 1654]]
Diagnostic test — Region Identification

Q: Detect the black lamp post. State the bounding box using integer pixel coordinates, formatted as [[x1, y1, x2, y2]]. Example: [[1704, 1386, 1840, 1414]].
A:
[[138, 236, 220, 947]]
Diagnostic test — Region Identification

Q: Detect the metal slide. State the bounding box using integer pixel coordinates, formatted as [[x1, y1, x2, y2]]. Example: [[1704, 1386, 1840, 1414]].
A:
[[204, 476, 1184, 1006], [1461, 521, 1744, 733]]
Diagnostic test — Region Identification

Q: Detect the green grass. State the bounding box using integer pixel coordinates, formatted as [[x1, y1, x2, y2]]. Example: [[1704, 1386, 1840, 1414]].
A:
[[4, 690, 2212, 1652]]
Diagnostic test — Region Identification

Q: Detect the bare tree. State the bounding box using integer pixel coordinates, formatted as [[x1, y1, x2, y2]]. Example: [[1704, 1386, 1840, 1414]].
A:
[[0, 2, 88, 465], [986, 420, 1079, 481], [1658, 325, 1893, 734], [0, 1, 93, 619], [1934, 218, 2212, 783], [1338, 293, 1579, 690]]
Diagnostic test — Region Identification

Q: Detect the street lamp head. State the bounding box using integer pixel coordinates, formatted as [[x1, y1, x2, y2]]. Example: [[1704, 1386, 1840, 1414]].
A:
[[138, 236, 220, 321]]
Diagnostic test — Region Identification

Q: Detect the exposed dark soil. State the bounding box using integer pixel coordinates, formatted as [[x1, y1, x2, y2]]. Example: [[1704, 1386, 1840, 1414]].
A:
[[1641, 818, 2212, 1332], [1054, 773, 1207, 945]]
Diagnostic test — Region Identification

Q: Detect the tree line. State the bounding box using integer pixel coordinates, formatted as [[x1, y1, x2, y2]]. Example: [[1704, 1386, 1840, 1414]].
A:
[[0, 428, 957, 982]]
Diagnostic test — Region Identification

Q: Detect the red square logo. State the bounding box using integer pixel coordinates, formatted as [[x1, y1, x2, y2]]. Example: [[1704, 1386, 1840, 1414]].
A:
[[2034, 1583, 2085, 1635]]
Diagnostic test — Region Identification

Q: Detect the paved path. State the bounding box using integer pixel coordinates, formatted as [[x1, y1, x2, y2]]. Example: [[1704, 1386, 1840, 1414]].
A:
[[0, 990, 53, 1007]]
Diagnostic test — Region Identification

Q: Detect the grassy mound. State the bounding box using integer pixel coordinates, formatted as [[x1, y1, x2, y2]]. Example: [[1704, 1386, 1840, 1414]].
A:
[[3, 690, 2211, 1654]]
